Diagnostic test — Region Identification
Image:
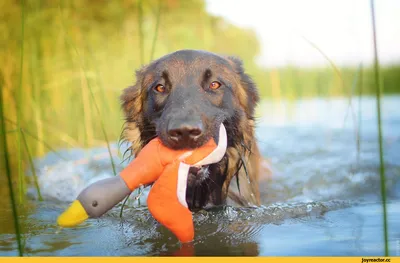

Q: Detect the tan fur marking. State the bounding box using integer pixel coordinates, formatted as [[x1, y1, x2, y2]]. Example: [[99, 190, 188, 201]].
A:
[[122, 122, 143, 156], [236, 83, 249, 111]]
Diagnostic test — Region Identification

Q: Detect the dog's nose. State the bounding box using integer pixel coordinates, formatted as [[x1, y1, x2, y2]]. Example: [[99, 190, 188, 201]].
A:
[[167, 122, 203, 144]]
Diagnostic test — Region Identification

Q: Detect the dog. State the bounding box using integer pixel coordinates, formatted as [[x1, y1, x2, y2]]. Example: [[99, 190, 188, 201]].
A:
[[120, 50, 261, 210]]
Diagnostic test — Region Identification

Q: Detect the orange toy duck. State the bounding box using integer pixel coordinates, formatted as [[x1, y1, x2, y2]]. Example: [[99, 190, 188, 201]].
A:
[[57, 123, 227, 244]]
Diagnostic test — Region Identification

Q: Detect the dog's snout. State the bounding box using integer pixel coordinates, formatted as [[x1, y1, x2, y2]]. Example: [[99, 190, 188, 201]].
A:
[[167, 121, 203, 145]]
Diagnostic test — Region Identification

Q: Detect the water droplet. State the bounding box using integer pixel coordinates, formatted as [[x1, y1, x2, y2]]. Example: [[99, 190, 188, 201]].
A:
[[55, 226, 63, 234]]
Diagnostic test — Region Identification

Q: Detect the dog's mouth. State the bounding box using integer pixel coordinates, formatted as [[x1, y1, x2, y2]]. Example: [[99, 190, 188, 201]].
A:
[[155, 117, 224, 150], [188, 165, 210, 185]]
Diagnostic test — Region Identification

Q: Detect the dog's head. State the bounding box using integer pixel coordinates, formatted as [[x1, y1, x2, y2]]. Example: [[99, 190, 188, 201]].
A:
[[120, 49, 259, 159]]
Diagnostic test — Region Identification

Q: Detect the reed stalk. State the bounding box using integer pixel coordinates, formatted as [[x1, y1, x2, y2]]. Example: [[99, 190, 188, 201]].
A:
[[138, 0, 144, 65], [5, 118, 67, 161], [16, 0, 26, 204], [0, 63, 24, 257], [149, 0, 162, 62], [370, 0, 389, 256], [357, 64, 363, 163], [21, 130, 43, 201], [58, 3, 116, 175]]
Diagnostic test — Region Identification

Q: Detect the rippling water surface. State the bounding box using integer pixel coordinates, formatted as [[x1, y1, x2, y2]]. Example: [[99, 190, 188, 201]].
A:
[[1, 96, 399, 256]]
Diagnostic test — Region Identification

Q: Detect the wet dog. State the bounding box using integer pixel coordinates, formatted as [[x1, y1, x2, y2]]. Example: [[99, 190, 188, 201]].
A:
[[120, 50, 261, 210]]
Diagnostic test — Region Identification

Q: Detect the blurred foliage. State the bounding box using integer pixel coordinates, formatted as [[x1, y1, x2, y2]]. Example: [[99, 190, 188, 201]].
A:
[[260, 66, 400, 99], [0, 0, 263, 200], [1, 0, 261, 152], [0, 0, 399, 198]]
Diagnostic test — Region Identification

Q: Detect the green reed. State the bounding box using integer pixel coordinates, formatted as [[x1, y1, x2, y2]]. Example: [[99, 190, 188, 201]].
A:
[[138, 0, 144, 65], [16, 0, 26, 204], [21, 130, 42, 201], [81, 63, 117, 176], [370, 0, 389, 256], [357, 64, 364, 164], [57, 3, 92, 149], [349, 64, 363, 163], [58, 2, 116, 176], [5, 118, 67, 161], [302, 36, 344, 82], [302, 35, 363, 166], [150, 0, 162, 61], [1, 68, 24, 257]]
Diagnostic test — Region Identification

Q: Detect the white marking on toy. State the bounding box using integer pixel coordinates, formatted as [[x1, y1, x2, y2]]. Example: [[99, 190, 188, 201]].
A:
[[177, 162, 190, 208], [194, 124, 227, 166], [176, 124, 227, 208]]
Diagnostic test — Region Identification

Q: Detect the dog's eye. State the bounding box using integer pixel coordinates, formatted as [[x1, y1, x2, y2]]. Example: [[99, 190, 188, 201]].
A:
[[209, 81, 221, 90], [154, 84, 166, 93]]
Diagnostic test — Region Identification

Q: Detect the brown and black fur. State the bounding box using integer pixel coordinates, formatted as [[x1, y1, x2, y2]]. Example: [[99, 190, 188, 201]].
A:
[[120, 50, 261, 210]]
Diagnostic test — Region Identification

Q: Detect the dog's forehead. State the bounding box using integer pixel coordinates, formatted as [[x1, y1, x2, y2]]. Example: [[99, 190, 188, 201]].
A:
[[150, 50, 234, 78]]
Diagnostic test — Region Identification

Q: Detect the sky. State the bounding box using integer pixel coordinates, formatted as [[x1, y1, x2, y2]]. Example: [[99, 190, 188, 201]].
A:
[[205, 0, 400, 68]]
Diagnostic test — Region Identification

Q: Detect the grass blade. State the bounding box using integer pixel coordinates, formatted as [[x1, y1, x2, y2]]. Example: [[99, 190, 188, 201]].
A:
[[21, 129, 43, 201], [302, 37, 342, 81], [58, 4, 116, 176], [138, 0, 144, 65], [119, 187, 144, 218], [302, 36, 357, 130], [149, 0, 162, 61], [357, 64, 364, 163], [349, 64, 362, 162], [5, 118, 67, 161], [119, 193, 132, 218], [370, 0, 389, 256], [16, 0, 26, 204], [0, 61, 24, 258], [57, 2, 92, 150]]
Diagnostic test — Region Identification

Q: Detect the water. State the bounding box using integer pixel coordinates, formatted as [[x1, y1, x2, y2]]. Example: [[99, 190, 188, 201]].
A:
[[1, 96, 399, 256]]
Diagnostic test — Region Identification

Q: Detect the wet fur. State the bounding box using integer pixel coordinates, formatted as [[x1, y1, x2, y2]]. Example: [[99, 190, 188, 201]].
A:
[[120, 50, 261, 210]]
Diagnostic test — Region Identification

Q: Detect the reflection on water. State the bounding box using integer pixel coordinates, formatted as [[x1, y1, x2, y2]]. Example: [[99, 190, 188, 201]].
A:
[[1, 96, 400, 256]]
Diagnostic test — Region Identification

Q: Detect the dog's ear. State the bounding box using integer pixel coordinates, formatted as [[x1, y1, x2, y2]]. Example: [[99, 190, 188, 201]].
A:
[[120, 70, 145, 121], [226, 56, 259, 118], [120, 68, 146, 156]]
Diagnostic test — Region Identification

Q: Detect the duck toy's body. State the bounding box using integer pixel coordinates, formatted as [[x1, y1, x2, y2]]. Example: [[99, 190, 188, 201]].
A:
[[57, 124, 227, 243]]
